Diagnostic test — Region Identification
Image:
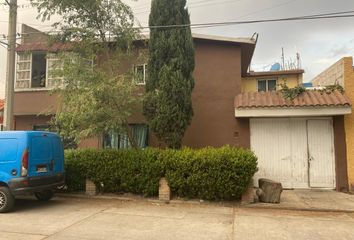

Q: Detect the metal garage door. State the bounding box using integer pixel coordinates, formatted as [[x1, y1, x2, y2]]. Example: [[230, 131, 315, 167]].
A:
[[250, 118, 335, 189]]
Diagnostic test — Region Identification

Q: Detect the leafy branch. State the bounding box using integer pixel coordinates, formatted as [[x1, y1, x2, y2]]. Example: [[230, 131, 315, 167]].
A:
[[280, 83, 306, 100], [280, 82, 345, 101], [319, 84, 344, 94]]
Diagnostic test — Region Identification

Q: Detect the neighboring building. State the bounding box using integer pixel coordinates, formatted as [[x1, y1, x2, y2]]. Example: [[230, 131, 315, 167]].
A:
[[235, 90, 351, 190], [242, 69, 304, 92], [313, 57, 354, 192], [239, 60, 351, 191], [14, 24, 353, 191], [0, 99, 4, 130]]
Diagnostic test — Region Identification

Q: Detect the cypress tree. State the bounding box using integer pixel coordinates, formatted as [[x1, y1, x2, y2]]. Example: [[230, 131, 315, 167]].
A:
[[143, 0, 195, 149]]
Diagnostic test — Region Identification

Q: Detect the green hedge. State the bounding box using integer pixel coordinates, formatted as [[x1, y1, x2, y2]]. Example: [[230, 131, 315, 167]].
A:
[[64, 146, 257, 200]]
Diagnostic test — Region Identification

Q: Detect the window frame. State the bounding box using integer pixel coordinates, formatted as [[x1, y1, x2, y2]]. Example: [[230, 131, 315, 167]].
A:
[[134, 64, 148, 85], [16, 52, 32, 89], [33, 124, 53, 132], [46, 53, 64, 89], [257, 79, 277, 92], [16, 51, 65, 91]]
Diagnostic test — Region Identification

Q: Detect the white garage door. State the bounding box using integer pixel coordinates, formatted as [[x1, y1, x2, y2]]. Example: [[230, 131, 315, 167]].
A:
[[251, 118, 335, 189]]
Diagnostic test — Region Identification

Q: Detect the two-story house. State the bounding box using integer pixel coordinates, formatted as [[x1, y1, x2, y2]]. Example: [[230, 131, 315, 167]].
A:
[[14, 24, 256, 150], [13, 24, 352, 191]]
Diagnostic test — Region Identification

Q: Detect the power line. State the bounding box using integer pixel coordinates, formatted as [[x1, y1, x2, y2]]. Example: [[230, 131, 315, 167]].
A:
[[146, 11, 354, 29], [1, 10, 354, 40]]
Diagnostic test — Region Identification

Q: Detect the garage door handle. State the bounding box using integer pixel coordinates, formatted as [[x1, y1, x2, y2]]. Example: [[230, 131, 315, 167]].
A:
[[281, 156, 291, 161]]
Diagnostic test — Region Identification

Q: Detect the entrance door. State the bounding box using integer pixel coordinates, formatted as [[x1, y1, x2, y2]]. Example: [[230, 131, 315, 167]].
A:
[[251, 119, 293, 188], [251, 118, 335, 189], [307, 120, 335, 188]]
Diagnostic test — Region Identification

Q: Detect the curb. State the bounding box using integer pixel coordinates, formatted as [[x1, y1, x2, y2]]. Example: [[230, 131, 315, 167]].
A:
[[241, 204, 354, 214], [55, 193, 238, 207], [55, 193, 149, 202], [55, 193, 354, 213]]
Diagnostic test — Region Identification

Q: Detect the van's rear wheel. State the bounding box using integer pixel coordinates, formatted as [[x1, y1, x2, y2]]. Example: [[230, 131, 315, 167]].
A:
[[35, 190, 54, 201], [0, 187, 15, 213]]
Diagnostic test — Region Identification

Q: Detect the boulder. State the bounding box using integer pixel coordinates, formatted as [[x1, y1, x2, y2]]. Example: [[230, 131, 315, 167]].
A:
[[256, 178, 283, 204]]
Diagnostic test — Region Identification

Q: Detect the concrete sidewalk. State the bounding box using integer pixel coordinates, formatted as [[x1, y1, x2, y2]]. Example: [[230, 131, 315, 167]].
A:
[[245, 189, 354, 213], [2, 197, 354, 240], [58, 189, 354, 213]]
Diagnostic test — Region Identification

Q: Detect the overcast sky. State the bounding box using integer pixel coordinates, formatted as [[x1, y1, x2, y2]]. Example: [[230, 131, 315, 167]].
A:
[[1, 0, 354, 98]]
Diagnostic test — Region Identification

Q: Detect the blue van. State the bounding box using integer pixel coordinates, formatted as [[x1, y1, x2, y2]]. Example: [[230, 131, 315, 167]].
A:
[[0, 131, 65, 212]]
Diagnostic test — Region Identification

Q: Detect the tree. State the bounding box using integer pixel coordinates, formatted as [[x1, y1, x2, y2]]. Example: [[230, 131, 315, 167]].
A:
[[31, 0, 143, 147], [143, 0, 195, 149]]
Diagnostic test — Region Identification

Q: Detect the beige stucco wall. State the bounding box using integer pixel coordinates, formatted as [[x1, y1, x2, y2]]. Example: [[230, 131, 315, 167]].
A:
[[241, 74, 302, 92]]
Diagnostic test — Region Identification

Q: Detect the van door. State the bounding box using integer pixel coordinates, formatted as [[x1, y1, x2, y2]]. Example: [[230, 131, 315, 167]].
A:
[[51, 136, 64, 174], [29, 135, 52, 177]]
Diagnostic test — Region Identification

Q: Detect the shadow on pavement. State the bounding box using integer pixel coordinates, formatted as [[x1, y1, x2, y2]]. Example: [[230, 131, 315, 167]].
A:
[[13, 197, 65, 213]]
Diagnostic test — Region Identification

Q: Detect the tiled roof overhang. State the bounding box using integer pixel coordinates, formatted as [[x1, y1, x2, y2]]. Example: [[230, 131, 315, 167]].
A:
[[0, 99, 4, 111], [0, 99, 4, 124], [235, 90, 352, 117], [245, 69, 305, 77]]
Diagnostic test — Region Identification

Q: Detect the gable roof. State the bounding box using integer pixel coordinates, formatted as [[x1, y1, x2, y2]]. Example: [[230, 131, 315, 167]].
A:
[[235, 90, 351, 109]]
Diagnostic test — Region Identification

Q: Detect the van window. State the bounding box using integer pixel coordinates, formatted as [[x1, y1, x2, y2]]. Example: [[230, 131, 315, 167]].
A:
[[31, 137, 51, 159], [0, 139, 18, 162]]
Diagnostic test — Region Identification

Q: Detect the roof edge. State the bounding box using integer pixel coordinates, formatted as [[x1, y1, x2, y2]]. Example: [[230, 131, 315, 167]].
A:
[[246, 69, 305, 77]]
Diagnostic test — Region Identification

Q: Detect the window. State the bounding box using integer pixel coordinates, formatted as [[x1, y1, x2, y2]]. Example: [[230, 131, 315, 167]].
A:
[[134, 64, 148, 85], [103, 124, 149, 149], [46, 53, 64, 88], [16, 53, 31, 88], [257, 79, 277, 92], [33, 125, 52, 131], [31, 52, 47, 88], [16, 52, 63, 90]]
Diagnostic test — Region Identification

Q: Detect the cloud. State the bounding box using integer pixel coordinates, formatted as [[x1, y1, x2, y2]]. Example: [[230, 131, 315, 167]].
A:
[[313, 58, 336, 64], [328, 41, 354, 58]]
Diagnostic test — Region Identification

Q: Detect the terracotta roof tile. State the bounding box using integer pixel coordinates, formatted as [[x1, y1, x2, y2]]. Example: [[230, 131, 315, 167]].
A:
[[235, 90, 351, 109], [0, 99, 4, 111], [0, 99, 4, 124]]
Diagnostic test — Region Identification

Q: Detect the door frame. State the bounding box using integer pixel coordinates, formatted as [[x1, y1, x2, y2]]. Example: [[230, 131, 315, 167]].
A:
[[250, 117, 336, 189], [306, 118, 336, 189]]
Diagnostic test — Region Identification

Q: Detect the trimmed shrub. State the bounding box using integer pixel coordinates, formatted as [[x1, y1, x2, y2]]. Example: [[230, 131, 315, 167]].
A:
[[65, 148, 162, 196], [64, 146, 257, 200]]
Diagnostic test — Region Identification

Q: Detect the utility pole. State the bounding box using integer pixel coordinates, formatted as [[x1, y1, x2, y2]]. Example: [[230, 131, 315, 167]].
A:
[[4, 0, 17, 130]]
